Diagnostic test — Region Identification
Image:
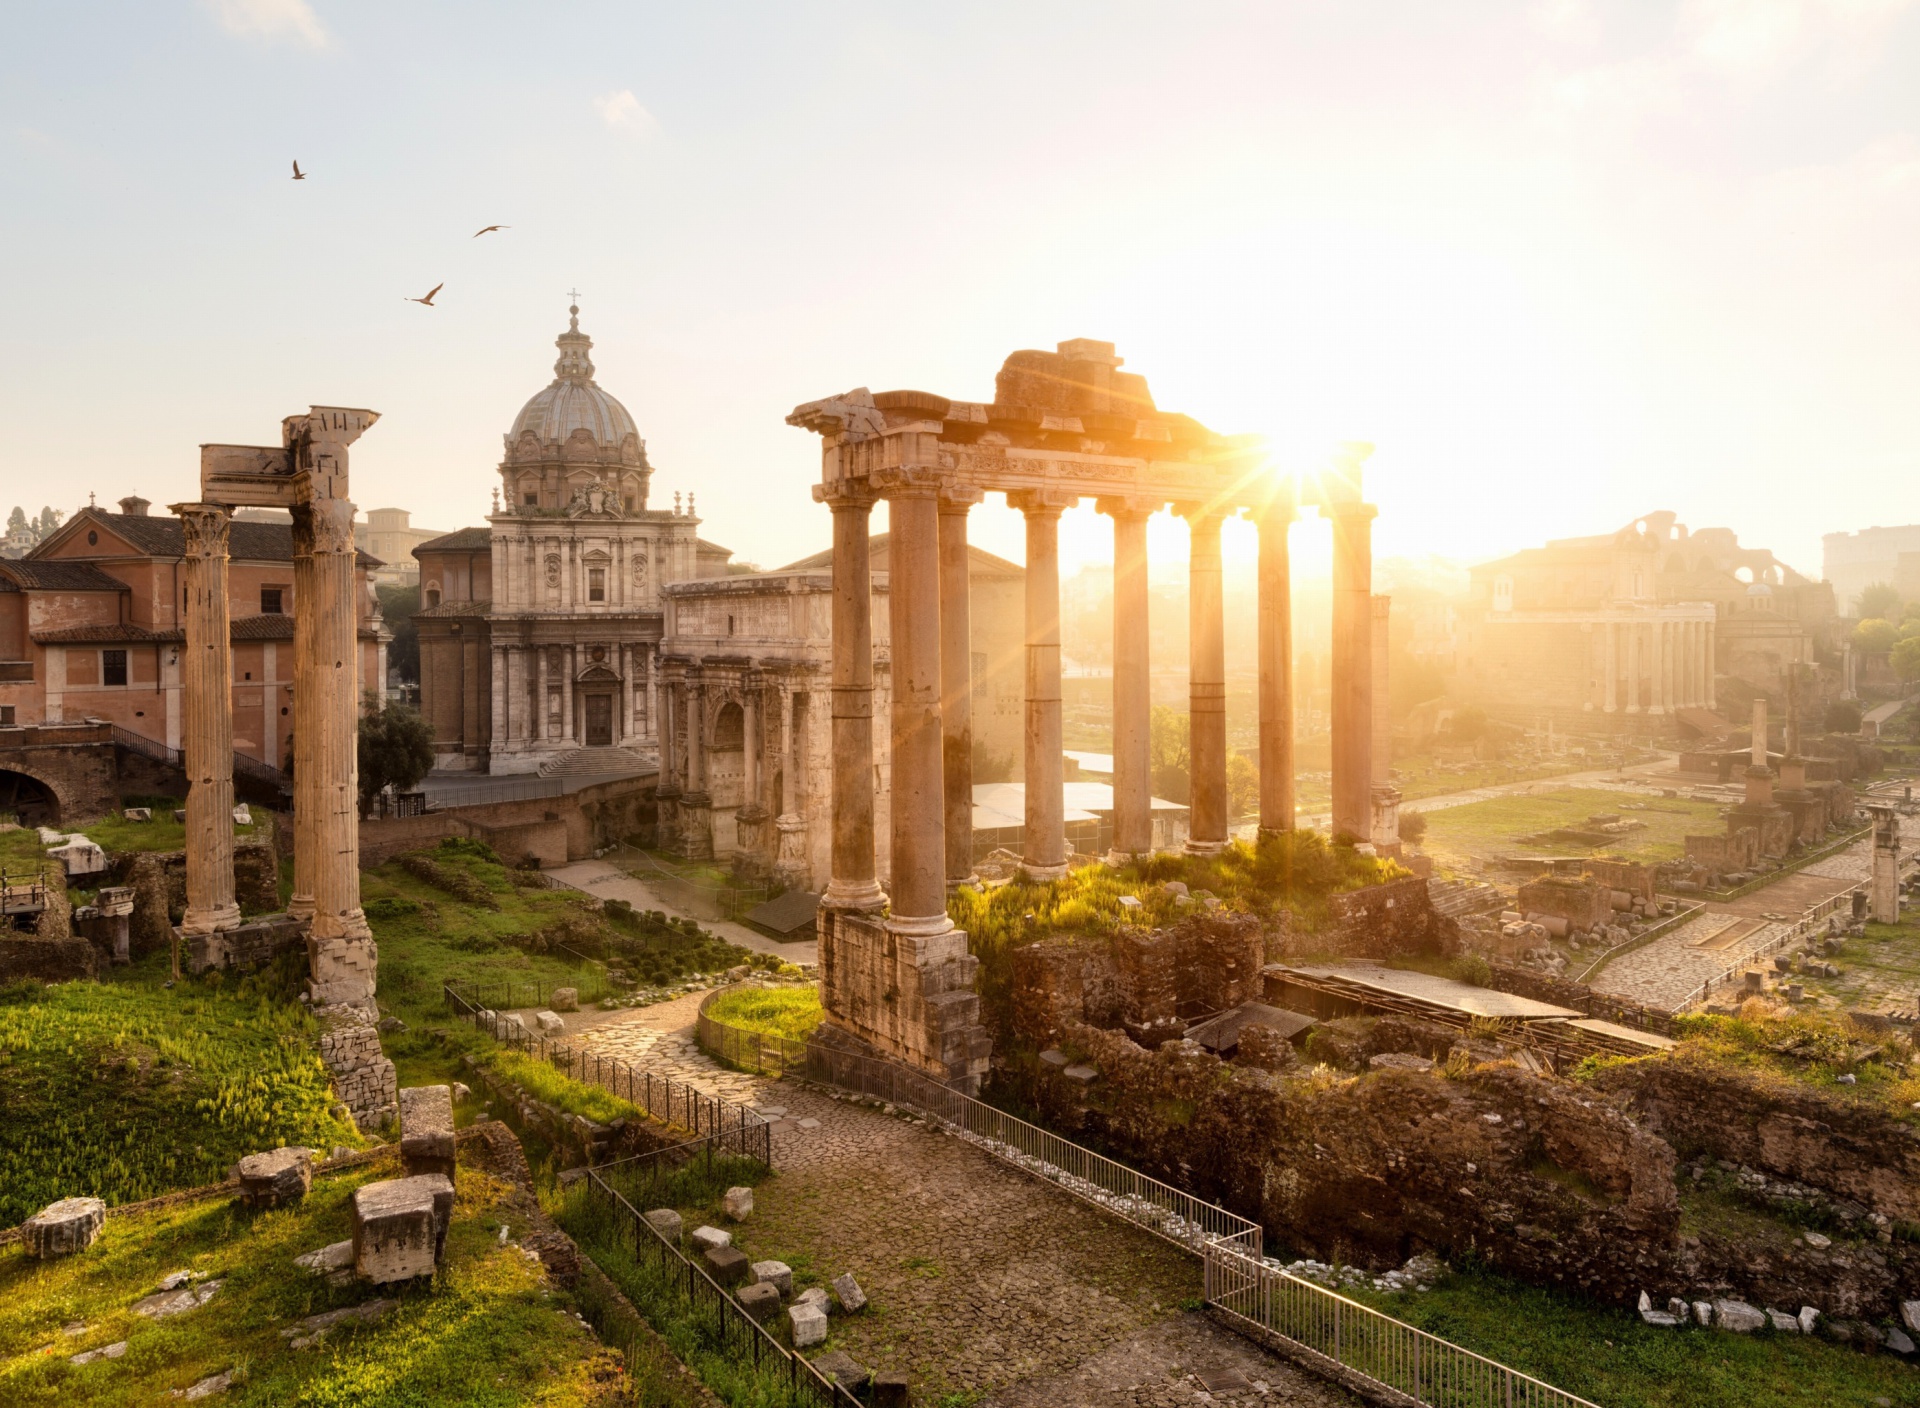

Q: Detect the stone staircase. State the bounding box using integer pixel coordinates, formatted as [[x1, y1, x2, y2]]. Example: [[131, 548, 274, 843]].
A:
[[536, 747, 654, 780], [1427, 876, 1508, 919]]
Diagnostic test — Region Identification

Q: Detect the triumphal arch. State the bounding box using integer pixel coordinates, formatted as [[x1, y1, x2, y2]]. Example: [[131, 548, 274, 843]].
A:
[[788, 340, 1382, 1090]]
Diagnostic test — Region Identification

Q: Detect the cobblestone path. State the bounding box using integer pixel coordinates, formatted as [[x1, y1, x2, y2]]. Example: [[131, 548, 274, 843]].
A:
[[563, 998, 1352, 1405]]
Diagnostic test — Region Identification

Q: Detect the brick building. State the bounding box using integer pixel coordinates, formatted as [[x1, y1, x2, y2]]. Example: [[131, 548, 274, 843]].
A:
[[0, 495, 388, 820]]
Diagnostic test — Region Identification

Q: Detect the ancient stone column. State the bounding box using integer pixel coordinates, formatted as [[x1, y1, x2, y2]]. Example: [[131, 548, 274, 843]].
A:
[[1183, 506, 1229, 854], [938, 486, 982, 884], [820, 484, 885, 911], [172, 503, 241, 937], [1328, 494, 1377, 843], [1254, 492, 1295, 838], [1099, 497, 1155, 860], [878, 470, 950, 930], [1602, 621, 1617, 713], [288, 507, 317, 921], [1010, 489, 1075, 880], [304, 494, 377, 1007]]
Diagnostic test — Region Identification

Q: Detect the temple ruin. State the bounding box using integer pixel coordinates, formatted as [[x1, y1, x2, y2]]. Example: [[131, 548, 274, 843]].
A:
[[787, 340, 1382, 1087]]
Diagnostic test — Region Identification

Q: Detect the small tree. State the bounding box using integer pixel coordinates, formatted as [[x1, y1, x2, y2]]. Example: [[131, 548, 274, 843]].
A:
[[1854, 618, 1899, 654], [1893, 636, 1920, 684], [357, 693, 435, 814], [1858, 582, 1901, 622]]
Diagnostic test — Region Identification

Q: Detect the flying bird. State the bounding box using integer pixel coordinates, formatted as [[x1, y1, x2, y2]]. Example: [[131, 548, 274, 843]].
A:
[[292, 160, 306, 180], [405, 282, 445, 306], [472, 225, 509, 238]]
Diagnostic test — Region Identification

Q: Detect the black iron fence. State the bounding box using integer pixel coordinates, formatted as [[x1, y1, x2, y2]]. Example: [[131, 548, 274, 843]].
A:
[[443, 981, 769, 1149], [580, 1160, 860, 1407]]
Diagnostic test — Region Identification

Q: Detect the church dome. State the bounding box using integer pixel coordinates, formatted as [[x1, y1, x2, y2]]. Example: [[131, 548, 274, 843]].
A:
[[507, 304, 639, 448]]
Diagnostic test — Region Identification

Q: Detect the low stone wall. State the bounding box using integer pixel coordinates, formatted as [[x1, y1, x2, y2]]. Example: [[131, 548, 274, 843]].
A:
[[359, 774, 655, 869], [1322, 875, 1458, 959], [1026, 1020, 1679, 1302], [1595, 1050, 1920, 1225], [0, 936, 99, 983]]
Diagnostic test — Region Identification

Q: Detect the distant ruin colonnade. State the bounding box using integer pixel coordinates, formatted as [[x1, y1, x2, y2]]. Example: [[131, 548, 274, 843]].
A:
[[787, 342, 1381, 1087]]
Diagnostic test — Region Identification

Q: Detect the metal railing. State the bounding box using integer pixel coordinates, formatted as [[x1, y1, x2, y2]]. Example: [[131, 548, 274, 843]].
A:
[[808, 1042, 1262, 1260], [696, 986, 811, 1077], [1206, 1247, 1602, 1408], [580, 1160, 860, 1408], [443, 981, 769, 1146]]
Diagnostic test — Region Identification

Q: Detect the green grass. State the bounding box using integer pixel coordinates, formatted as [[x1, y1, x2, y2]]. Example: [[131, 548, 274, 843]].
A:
[[0, 953, 361, 1227], [0, 1161, 623, 1407], [482, 1050, 642, 1127], [1343, 1262, 1919, 1408], [1417, 787, 1727, 872], [702, 987, 823, 1043]]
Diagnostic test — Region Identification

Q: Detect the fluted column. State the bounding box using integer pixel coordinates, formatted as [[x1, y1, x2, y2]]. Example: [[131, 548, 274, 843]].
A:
[[819, 483, 884, 910], [1010, 489, 1075, 880], [288, 508, 317, 920], [877, 470, 951, 930], [1256, 492, 1296, 837], [1099, 497, 1155, 860], [938, 486, 982, 884], [1329, 498, 1377, 843], [173, 503, 240, 936], [1182, 505, 1228, 854]]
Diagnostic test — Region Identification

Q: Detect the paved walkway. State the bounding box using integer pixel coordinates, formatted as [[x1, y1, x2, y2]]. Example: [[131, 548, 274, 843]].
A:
[[546, 858, 818, 966], [557, 997, 1352, 1405]]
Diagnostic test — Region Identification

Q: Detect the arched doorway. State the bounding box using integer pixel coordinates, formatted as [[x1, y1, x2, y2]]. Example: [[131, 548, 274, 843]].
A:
[[0, 769, 60, 828]]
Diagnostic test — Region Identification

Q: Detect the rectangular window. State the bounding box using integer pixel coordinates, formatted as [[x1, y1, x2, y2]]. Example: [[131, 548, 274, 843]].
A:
[[103, 649, 128, 686], [261, 587, 284, 614], [588, 567, 606, 602]]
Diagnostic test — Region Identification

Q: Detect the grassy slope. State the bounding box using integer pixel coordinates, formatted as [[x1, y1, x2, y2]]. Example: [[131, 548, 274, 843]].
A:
[[0, 953, 361, 1226], [1347, 1264, 1919, 1408], [0, 1162, 620, 1408], [1418, 787, 1726, 872]]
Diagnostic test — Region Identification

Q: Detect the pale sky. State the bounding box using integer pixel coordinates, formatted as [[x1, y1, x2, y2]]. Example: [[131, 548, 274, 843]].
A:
[[3, 1, 1918, 585]]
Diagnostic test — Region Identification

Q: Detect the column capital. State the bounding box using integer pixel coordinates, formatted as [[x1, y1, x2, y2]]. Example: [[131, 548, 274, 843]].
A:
[[937, 482, 984, 513], [169, 503, 232, 556], [1007, 487, 1078, 518], [1094, 494, 1162, 521], [814, 479, 879, 511]]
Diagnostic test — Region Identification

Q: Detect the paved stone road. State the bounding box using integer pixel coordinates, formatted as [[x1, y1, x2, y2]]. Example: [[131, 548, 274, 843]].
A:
[[561, 997, 1352, 1405]]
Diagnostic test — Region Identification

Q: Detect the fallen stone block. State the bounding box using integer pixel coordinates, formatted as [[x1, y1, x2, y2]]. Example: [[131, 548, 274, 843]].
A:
[[723, 1185, 753, 1221], [69, 1340, 128, 1365], [351, 1174, 454, 1283], [1713, 1299, 1766, 1332], [790, 1300, 828, 1348], [293, 1240, 354, 1285], [690, 1224, 731, 1253], [872, 1370, 911, 1408], [550, 986, 578, 1012], [644, 1209, 684, 1244], [737, 1281, 782, 1321], [237, 1146, 313, 1209], [398, 1085, 457, 1179], [831, 1271, 867, 1313], [705, 1245, 750, 1286], [750, 1260, 793, 1297], [134, 1279, 222, 1318], [22, 1197, 107, 1259], [813, 1350, 872, 1393], [534, 1010, 565, 1035]]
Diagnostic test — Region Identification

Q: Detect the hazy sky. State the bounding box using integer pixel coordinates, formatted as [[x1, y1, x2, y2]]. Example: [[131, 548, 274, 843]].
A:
[[4, 1, 1917, 584]]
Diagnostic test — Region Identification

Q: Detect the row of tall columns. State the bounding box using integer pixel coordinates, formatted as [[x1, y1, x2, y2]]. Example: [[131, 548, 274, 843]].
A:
[[1600, 617, 1718, 714]]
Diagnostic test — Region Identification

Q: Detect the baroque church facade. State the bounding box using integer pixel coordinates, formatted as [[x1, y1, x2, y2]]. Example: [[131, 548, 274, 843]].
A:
[[414, 305, 732, 774]]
